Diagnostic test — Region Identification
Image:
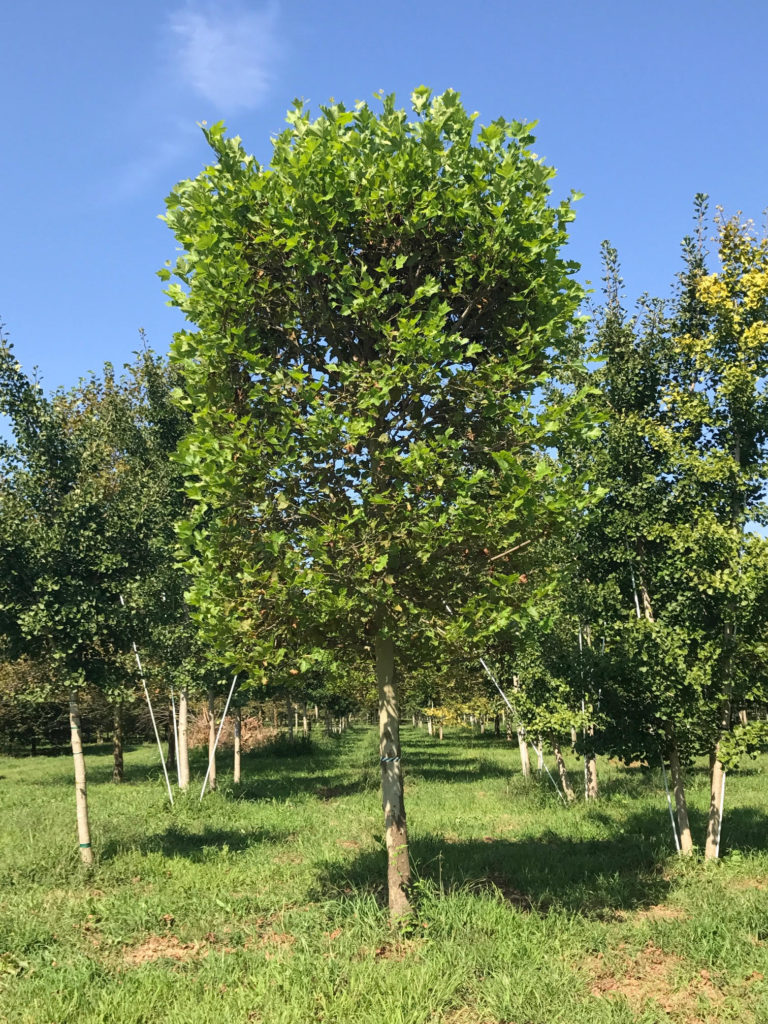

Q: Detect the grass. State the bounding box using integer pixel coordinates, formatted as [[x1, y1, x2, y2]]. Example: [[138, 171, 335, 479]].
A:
[[1, 725, 768, 1023]]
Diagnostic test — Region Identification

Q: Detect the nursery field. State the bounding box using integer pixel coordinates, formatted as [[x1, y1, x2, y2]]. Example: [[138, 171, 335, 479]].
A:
[[2, 726, 768, 1024]]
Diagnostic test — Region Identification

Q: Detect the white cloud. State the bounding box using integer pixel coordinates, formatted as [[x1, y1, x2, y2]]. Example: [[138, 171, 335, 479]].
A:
[[168, 1, 279, 112]]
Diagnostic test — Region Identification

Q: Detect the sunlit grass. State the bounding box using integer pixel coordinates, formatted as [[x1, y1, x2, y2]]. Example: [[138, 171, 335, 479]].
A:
[[2, 725, 767, 1023]]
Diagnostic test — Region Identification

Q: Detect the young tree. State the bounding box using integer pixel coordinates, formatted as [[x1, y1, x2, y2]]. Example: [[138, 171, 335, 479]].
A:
[[0, 339, 191, 859], [163, 89, 589, 915], [665, 208, 768, 857]]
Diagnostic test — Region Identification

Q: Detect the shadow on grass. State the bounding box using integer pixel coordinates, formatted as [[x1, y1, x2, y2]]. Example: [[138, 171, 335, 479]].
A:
[[317, 804, 768, 917], [100, 823, 290, 862]]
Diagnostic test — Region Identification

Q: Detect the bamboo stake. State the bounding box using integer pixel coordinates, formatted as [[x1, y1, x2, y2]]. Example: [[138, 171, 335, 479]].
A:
[[119, 596, 173, 805], [660, 757, 681, 852]]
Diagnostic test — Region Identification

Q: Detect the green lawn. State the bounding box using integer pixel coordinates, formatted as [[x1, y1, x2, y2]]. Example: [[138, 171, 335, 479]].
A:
[[1, 725, 767, 1023]]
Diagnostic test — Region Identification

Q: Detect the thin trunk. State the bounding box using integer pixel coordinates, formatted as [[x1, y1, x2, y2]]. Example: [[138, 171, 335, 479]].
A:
[[112, 703, 124, 783], [585, 748, 599, 800], [376, 634, 411, 919], [494, 714, 500, 737], [302, 702, 309, 738], [166, 700, 176, 771], [286, 697, 293, 741], [207, 687, 217, 792], [739, 709, 748, 725], [570, 726, 578, 752], [537, 735, 544, 773], [668, 738, 693, 855], [706, 753, 727, 860], [427, 716, 433, 736], [517, 729, 531, 778], [178, 687, 190, 791], [706, 652, 734, 859], [69, 690, 94, 867], [438, 722, 444, 741], [314, 704, 318, 721], [553, 739, 575, 801], [233, 707, 241, 784]]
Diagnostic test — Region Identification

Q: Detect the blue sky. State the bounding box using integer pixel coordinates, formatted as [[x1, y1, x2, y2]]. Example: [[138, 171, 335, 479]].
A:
[[1, 0, 766, 390]]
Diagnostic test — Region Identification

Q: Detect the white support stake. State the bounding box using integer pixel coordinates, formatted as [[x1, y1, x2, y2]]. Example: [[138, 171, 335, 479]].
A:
[[200, 674, 239, 801], [660, 757, 681, 853], [120, 596, 174, 805], [446, 602, 565, 804]]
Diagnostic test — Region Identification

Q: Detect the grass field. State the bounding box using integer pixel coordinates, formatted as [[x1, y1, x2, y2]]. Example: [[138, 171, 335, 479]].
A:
[[1, 725, 768, 1023]]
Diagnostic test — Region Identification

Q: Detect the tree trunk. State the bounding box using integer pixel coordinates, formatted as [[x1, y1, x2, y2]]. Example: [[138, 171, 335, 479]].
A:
[[302, 702, 309, 738], [438, 722, 444, 741], [427, 716, 433, 737], [537, 735, 544, 773], [112, 703, 124, 783], [517, 728, 531, 778], [706, 684, 732, 860], [376, 634, 411, 919], [552, 739, 575, 801], [286, 697, 293, 740], [178, 687, 190, 791], [69, 691, 94, 866], [705, 753, 727, 860], [207, 687, 217, 792], [668, 738, 693, 855], [585, 751, 598, 800], [494, 714, 500, 737], [166, 700, 176, 772], [233, 707, 241, 784]]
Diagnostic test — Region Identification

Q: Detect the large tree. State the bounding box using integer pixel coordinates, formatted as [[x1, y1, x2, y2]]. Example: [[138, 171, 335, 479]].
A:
[[164, 89, 590, 915]]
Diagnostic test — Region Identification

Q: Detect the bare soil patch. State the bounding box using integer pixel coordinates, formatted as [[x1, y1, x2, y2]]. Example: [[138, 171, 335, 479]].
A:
[[123, 934, 207, 967], [587, 941, 723, 1022]]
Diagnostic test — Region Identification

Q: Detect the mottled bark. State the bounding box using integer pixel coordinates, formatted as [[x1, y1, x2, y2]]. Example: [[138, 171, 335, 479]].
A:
[[668, 738, 693, 855], [233, 706, 242, 784], [69, 691, 94, 866], [517, 729, 531, 778], [552, 739, 575, 801], [177, 687, 190, 790], [585, 750, 599, 800], [207, 687, 217, 792], [376, 634, 411, 918]]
